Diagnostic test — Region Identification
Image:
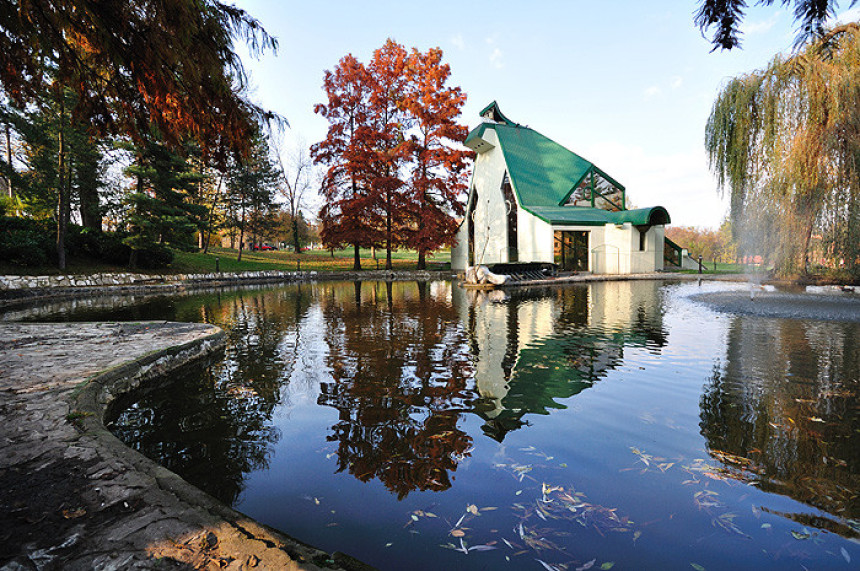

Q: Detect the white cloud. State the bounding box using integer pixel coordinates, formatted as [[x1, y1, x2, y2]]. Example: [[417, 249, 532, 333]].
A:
[[830, 7, 860, 25], [579, 140, 729, 229], [743, 13, 780, 36], [489, 47, 504, 69], [450, 34, 465, 51], [671, 76, 683, 89], [644, 85, 661, 98]]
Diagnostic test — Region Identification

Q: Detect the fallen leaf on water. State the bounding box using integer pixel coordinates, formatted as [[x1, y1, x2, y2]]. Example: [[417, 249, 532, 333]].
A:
[[450, 529, 465, 538], [761, 523, 771, 529], [576, 558, 596, 571], [633, 531, 641, 542], [385, 543, 393, 547], [61, 507, 86, 519], [535, 559, 558, 571], [468, 544, 497, 552], [600, 563, 615, 570], [690, 564, 706, 571], [467, 504, 479, 516], [791, 530, 810, 540]]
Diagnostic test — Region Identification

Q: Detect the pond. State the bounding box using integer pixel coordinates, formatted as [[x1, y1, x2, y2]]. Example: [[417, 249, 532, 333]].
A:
[[7, 280, 858, 570]]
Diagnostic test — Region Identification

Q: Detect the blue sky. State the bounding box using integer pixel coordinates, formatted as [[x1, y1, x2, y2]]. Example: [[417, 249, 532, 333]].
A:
[[233, 1, 860, 229]]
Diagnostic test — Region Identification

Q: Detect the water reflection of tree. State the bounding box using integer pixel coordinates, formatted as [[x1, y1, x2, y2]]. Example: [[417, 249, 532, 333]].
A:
[[699, 316, 860, 531], [318, 281, 479, 499], [110, 286, 313, 504]]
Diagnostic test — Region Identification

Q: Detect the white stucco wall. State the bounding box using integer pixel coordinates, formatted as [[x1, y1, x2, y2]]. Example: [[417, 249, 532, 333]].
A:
[[453, 129, 511, 270], [517, 209, 554, 263], [590, 223, 665, 274]]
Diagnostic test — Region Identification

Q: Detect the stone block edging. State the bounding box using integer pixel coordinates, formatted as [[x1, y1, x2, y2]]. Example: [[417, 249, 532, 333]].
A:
[[0, 269, 457, 308], [70, 324, 373, 571]]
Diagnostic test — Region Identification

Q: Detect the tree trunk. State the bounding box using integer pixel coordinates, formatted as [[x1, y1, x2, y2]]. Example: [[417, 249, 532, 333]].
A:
[[801, 210, 816, 276], [416, 203, 426, 270], [385, 190, 393, 270], [237, 205, 245, 262], [78, 159, 102, 231], [56, 94, 68, 270], [292, 217, 301, 254], [353, 242, 361, 270], [4, 121, 12, 200], [203, 191, 218, 254]]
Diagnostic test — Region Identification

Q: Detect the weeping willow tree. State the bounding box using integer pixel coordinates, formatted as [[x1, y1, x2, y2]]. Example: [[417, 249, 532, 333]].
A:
[[706, 23, 860, 278]]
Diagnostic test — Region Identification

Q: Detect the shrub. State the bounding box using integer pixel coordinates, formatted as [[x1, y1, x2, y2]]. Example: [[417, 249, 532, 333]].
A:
[[1, 217, 175, 269], [0, 216, 54, 265], [136, 243, 174, 268]]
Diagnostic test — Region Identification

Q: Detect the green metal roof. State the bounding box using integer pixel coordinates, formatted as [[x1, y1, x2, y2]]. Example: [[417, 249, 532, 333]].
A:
[[466, 102, 670, 226], [466, 120, 602, 208], [479, 100, 516, 125], [529, 206, 671, 226]]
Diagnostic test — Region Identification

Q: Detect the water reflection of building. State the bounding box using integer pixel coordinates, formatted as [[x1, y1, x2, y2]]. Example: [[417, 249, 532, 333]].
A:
[[454, 281, 668, 441], [699, 316, 860, 533]]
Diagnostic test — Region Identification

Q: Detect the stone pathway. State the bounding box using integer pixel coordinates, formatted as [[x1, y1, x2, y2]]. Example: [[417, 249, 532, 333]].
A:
[[0, 322, 369, 571]]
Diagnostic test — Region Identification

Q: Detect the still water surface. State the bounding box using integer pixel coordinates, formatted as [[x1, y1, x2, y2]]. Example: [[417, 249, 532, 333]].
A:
[[8, 280, 858, 570]]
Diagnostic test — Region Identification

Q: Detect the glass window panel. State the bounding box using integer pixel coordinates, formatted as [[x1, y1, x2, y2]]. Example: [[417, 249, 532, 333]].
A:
[[592, 172, 624, 211], [565, 174, 593, 207]]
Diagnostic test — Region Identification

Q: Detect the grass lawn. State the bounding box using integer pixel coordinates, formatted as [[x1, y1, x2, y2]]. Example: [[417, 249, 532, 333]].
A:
[[674, 262, 758, 275], [172, 247, 451, 273], [0, 247, 452, 276]]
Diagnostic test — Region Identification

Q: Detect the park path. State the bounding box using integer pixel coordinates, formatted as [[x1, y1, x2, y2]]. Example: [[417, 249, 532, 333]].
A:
[[0, 321, 368, 571]]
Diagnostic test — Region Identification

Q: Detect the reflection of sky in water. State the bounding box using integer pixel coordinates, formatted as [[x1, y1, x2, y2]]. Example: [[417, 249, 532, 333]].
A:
[[7, 280, 858, 571]]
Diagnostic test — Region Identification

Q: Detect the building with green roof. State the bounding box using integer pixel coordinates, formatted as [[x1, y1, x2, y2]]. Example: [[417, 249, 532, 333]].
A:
[[452, 102, 671, 274]]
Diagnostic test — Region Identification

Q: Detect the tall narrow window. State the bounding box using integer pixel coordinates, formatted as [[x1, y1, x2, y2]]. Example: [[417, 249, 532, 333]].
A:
[[467, 188, 477, 266], [501, 172, 517, 262]]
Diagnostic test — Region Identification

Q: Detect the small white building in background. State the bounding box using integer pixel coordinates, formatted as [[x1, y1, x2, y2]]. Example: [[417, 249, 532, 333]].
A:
[[452, 102, 672, 274]]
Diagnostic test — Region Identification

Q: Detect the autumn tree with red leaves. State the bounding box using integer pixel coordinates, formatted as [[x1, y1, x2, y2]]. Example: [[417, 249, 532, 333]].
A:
[[311, 54, 378, 270], [403, 47, 470, 270], [0, 0, 278, 268], [367, 40, 412, 270], [312, 39, 470, 270]]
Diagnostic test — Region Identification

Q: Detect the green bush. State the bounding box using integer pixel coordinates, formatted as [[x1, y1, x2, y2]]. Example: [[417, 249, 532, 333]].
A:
[[0, 216, 54, 265], [1, 216, 176, 269], [136, 242, 174, 268], [67, 227, 129, 265]]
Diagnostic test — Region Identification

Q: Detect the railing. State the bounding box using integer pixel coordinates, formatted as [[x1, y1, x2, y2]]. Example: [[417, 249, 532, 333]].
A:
[[664, 238, 684, 267]]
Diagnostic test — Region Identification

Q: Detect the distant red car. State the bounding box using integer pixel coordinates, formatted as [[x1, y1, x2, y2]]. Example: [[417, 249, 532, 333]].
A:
[[251, 243, 277, 251]]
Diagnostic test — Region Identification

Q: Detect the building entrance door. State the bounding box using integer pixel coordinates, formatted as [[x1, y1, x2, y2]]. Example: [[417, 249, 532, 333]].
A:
[[554, 231, 589, 271]]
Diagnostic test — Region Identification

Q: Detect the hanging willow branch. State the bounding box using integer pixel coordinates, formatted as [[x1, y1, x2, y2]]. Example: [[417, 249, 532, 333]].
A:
[[705, 24, 860, 277]]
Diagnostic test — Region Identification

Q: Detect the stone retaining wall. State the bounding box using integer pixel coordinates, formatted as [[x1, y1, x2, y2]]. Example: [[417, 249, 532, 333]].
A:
[[0, 270, 312, 291], [0, 269, 456, 308]]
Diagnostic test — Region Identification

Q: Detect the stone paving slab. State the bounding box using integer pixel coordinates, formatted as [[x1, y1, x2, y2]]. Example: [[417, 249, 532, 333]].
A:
[[0, 322, 371, 571]]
